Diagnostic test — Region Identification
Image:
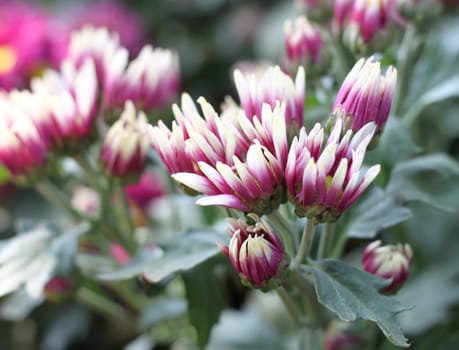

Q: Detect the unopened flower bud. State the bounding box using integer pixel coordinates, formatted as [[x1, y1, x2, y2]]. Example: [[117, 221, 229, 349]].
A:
[[332, 57, 397, 135], [44, 276, 73, 303], [362, 240, 413, 294], [110, 243, 131, 265], [284, 16, 322, 68], [101, 101, 149, 177], [222, 216, 286, 289], [71, 186, 100, 218]]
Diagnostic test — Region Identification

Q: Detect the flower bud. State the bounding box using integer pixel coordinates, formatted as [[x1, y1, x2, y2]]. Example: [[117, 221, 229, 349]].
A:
[[44, 276, 73, 303], [362, 240, 413, 294], [110, 243, 131, 266], [101, 101, 149, 177], [284, 16, 322, 68], [71, 186, 100, 218], [332, 57, 397, 135], [222, 216, 285, 288]]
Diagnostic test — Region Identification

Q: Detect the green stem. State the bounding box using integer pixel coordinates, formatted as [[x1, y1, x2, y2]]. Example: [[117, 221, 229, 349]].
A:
[[330, 229, 347, 259], [73, 154, 106, 192], [77, 286, 130, 322], [113, 179, 135, 252], [326, 29, 354, 82], [317, 223, 334, 259], [295, 220, 315, 264], [393, 25, 418, 116], [35, 181, 82, 221], [276, 287, 303, 326], [266, 211, 295, 258]]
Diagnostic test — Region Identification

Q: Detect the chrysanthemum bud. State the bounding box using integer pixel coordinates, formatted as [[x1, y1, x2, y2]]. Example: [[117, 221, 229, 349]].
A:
[[284, 16, 322, 68], [286, 119, 380, 223], [332, 57, 397, 135], [362, 240, 413, 294], [222, 216, 286, 288], [44, 276, 73, 303], [0, 96, 48, 179], [101, 101, 149, 177]]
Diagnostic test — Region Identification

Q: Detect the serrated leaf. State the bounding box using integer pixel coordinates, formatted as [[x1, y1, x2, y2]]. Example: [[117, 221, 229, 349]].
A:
[[345, 188, 412, 239], [303, 259, 410, 348], [183, 258, 225, 350]]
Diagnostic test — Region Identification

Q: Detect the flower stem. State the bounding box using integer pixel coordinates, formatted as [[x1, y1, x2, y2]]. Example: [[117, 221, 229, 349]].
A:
[[35, 181, 82, 221], [73, 154, 106, 192], [326, 29, 354, 82], [276, 287, 303, 326], [317, 223, 334, 259], [113, 179, 136, 252], [295, 219, 315, 264], [266, 210, 295, 258], [393, 25, 419, 116]]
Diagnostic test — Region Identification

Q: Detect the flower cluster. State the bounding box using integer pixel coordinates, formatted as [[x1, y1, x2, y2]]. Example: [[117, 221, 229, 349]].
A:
[[68, 27, 180, 114], [0, 27, 179, 180], [0, 0, 148, 90]]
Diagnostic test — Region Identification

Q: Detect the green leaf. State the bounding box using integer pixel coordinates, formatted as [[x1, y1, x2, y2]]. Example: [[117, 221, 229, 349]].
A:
[[138, 297, 187, 329], [142, 231, 225, 283], [303, 259, 410, 348], [183, 258, 225, 350], [98, 230, 226, 282], [387, 154, 459, 212], [345, 188, 412, 239]]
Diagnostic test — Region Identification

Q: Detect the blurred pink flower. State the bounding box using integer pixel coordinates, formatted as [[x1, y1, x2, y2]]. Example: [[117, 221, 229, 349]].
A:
[[110, 243, 131, 266], [125, 170, 166, 212], [0, 2, 50, 89]]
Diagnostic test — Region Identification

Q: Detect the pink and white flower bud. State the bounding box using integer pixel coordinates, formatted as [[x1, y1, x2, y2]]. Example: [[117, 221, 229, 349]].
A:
[[71, 186, 100, 218], [284, 16, 323, 66], [44, 276, 73, 303], [0, 95, 48, 177], [234, 65, 305, 130], [101, 102, 149, 177], [332, 57, 397, 134], [30, 58, 99, 148], [333, 0, 355, 29], [362, 240, 413, 294], [222, 216, 285, 288], [118, 45, 180, 112], [346, 0, 390, 44], [286, 119, 380, 223]]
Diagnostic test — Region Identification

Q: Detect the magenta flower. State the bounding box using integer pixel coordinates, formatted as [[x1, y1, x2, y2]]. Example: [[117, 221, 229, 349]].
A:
[[0, 96, 48, 177], [346, 0, 391, 43], [286, 119, 380, 223], [115, 45, 180, 112], [101, 102, 149, 177], [362, 240, 413, 294], [0, 2, 50, 90], [333, 0, 355, 29], [332, 57, 397, 133], [221, 216, 285, 288], [234, 65, 305, 130], [284, 16, 323, 66], [30, 58, 98, 148], [173, 141, 286, 214], [124, 170, 165, 212], [44, 276, 73, 303]]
